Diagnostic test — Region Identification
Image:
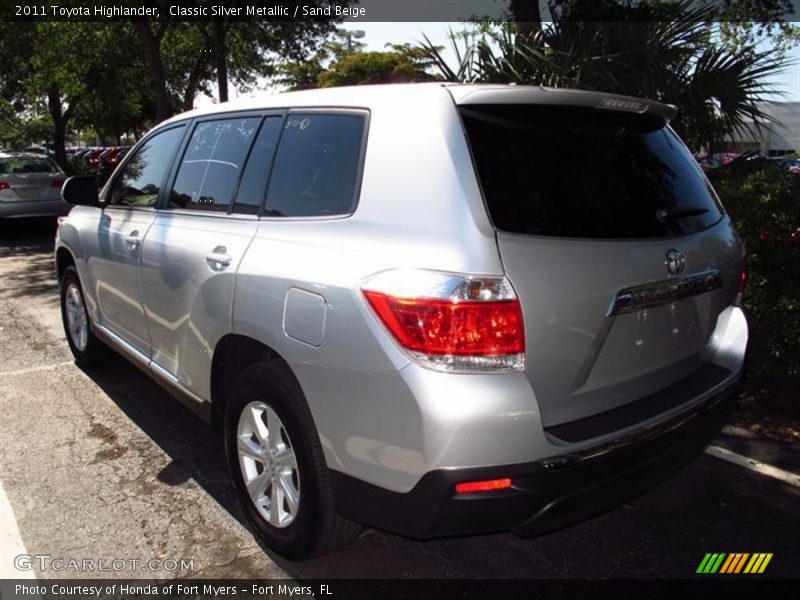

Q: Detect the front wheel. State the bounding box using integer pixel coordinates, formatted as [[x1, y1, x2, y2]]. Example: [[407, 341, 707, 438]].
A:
[[224, 360, 361, 559], [59, 266, 104, 367]]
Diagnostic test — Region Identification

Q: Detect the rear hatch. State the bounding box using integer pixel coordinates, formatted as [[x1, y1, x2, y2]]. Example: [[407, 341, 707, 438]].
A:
[[453, 86, 743, 431], [0, 155, 64, 202], [5, 173, 63, 201]]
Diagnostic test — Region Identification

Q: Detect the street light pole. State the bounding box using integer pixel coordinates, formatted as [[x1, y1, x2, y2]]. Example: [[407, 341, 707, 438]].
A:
[[343, 29, 365, 53]]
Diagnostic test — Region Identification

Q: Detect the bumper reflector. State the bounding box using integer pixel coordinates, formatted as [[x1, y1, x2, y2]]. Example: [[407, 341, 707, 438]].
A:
[[454, 478, 512, 494]]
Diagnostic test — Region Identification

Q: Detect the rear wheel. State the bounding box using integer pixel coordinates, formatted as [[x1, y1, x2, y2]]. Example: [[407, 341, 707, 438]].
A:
[[224, 360, 361, 559], [59, 266, 104, 367]]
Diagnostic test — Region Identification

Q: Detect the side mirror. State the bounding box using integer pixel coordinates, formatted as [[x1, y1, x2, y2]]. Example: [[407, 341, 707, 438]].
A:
[[62, 176, 101, 206]]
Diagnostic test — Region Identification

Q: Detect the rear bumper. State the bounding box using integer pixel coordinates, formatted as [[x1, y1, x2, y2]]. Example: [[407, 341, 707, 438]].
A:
[[330, 375, 738, 539]]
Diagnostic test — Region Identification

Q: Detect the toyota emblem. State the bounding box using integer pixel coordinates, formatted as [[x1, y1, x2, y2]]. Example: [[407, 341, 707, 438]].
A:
[[665, 248, 686, 275]]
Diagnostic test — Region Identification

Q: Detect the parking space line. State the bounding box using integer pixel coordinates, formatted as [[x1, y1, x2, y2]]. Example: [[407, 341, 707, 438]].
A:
[[0, 480, 35, 579], [705, 445, 800, 487], [0, 361, 74, 377]]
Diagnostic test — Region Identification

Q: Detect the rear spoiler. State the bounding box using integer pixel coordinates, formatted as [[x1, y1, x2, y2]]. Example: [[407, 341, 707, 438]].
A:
[[448, 85, 678, 126]]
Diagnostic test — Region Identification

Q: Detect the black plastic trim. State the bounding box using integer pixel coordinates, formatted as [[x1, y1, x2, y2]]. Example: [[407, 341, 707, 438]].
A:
[[330, 380, 737, 540]]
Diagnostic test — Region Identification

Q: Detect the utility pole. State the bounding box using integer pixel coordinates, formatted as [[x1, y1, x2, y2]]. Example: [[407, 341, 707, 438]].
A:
[[342, 29, 365, 53]]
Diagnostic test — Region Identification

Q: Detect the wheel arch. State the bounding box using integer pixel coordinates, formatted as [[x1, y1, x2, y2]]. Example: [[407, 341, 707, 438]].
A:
[[55, 246, 76, 281], [210, 334, 300, 431]]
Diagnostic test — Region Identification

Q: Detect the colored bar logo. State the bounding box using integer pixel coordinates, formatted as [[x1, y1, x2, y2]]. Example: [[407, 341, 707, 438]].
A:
[[696, 553, 773, 574]]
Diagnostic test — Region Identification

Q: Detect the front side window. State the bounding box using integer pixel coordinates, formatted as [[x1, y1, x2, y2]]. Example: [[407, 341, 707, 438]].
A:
[[170, 117, 260, 212], [108, 125, 185, 207], [264, 113, 365, 217]]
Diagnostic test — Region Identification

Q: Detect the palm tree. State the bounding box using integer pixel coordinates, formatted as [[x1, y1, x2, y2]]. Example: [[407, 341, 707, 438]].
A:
[[419, 0, 791, 152]]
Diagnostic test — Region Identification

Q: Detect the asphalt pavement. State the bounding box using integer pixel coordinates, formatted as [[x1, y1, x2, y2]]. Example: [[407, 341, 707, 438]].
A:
[[0, 218, 797, 580]]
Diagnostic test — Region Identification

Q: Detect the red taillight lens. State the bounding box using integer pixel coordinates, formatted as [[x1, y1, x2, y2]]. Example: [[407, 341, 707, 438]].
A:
[[455, 478, 512, 494], [363, 292, 523, 356], [362, 270, 525, 372], [51, 180, 65, 188], [0, 181, 9, 191]]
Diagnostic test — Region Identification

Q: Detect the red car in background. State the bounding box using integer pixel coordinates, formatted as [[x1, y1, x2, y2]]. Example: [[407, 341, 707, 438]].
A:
[[695, 152, 739, 172]]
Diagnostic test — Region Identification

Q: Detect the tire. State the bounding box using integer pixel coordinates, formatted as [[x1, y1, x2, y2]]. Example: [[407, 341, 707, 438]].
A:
[[59, 265, 104, 367], [224, 359, 361, 559]]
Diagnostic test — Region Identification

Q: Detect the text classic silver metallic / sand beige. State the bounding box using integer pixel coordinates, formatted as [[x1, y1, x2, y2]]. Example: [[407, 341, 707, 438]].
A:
[[54, 83, 748, 559]]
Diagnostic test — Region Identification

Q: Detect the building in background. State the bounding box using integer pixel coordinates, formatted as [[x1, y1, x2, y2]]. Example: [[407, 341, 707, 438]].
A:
[[725, 102, 800, 155]]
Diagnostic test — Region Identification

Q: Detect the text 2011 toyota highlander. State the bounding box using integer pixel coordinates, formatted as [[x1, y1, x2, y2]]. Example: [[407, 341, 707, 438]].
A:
[[55, 84, 748, 559]]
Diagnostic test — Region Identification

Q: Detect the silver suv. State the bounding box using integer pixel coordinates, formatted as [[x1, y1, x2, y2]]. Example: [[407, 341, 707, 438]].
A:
[[55, 84, 748, 559]]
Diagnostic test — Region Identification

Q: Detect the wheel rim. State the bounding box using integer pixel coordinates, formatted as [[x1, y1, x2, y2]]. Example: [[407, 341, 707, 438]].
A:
[[237, 400, 300, 528], [65, 283, 89, 352]]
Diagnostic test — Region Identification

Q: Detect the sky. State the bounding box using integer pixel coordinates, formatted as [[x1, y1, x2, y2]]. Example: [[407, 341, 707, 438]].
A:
[[349, 22, 800, 102], [199, 21, 800, 105]]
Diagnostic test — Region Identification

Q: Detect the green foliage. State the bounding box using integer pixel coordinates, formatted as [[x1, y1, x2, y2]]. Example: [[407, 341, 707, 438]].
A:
[[275, 37, 437, 90], [716, 0, 800, 58], [318, 49, 436, 87], [0, 101, 50, 148], [714, 167, 800, 378], [419, 0, 791, 152], [0, 16, 334, 153], [0, 22, 155, 162]]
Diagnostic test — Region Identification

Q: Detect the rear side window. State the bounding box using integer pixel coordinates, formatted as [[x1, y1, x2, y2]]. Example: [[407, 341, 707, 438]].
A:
[[461, 106, 723, 239], [170, 117, 260, 212], [264, 113, 365, 217]]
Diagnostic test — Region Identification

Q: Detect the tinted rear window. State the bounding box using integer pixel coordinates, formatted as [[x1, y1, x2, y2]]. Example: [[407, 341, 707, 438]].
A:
[[0, 156, 61, 175], [461, 106, 723, 239], [264, 113, 365, 218]]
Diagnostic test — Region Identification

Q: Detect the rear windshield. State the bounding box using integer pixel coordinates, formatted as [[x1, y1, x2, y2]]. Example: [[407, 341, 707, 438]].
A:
[[0, 156, 61, 175], [461, 106, 723, 239]]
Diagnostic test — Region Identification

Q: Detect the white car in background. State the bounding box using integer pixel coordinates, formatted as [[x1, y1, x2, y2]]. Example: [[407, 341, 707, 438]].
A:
[[0, 152, 69, 219]]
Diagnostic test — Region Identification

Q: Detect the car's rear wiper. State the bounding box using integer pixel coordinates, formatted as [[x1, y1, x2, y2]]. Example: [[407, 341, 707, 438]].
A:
[[656, 206, 710, 221]]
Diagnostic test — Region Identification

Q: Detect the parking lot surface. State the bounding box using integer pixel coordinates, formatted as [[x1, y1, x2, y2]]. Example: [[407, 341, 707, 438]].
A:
[[0, 219, 798, 579]]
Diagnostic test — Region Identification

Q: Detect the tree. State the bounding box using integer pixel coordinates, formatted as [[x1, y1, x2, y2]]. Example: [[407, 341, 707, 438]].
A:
[[318, 45, 438, 87], [132, 20, 174, 123], [131, 4, 339, 121], [419, 0, 792, 151], [73, 23, 155, 144], [274, 34, 363, 90], [0, 23, 155, 162], [0, 23, 96, 165], [277, 41, 437, 90], [715, 0, 800, 58], [0, 101, 51, 150]]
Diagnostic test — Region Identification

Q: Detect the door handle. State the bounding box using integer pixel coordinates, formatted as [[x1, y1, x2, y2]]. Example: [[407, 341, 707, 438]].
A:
[[125, 230, 141, 250], [206, 247, 232, 269]]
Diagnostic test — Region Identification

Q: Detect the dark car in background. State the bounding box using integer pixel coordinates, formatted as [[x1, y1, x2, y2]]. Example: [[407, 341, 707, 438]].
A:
[[97, 146, 130, 184]]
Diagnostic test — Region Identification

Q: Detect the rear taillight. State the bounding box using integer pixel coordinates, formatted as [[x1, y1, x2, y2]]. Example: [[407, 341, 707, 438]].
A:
[[0, 181, 9, 191], [51, 180, 65, 188], [362, 269, 525, 373], [735, 253, 747, 306]]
